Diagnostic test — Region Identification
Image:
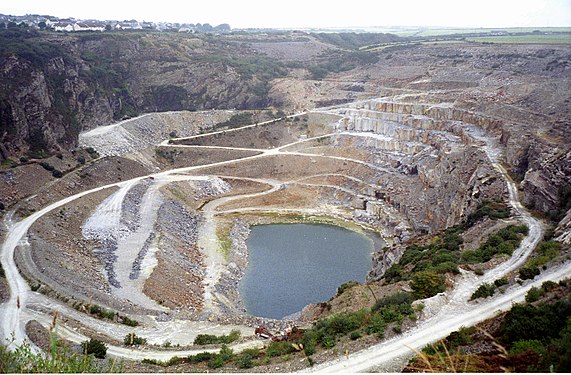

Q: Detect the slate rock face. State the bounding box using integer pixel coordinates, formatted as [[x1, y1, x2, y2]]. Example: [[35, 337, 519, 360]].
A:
[[0, 33, 283, 159]]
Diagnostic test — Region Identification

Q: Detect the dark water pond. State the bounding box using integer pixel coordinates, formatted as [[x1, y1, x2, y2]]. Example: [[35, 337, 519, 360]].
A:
[[239, 223, 376, 319]]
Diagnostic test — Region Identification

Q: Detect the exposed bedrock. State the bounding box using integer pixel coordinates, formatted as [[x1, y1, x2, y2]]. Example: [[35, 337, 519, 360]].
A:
[[333, 101, 507, 235], [341, 99, 570, 219], [367, 244, 406, 281], [323, 100, 511, 281]]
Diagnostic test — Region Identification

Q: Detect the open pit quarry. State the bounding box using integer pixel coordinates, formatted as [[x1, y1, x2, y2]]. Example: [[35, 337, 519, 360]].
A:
[[1, 91, 569, 372]]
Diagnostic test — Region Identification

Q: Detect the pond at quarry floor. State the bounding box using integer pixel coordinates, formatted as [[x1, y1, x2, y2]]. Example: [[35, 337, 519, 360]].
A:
[[239, 223, 378, 320]]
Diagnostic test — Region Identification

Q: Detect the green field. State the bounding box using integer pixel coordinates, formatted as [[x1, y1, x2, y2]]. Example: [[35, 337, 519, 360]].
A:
[[389, 27, 571, 37], [467, 34, 571, 44]]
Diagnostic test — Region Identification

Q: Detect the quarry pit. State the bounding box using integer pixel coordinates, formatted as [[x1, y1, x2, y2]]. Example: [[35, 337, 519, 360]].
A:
[[6, 97, 508, 334]]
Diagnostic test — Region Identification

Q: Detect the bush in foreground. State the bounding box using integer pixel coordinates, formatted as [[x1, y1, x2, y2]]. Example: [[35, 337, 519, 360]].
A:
[[0, 338, 116, 373]]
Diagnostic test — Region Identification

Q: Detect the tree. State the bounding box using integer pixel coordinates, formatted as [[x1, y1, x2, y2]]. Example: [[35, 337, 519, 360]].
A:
[[38, 21, 47, 30], [410, 271, 446, 299], [105, 24, 112, 31]]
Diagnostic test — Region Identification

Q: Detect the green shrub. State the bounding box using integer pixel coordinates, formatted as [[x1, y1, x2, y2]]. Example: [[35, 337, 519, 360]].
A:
[[266, 342, 294, 358], [39, 162, 54, 171], [121, 316, 139, 327], [219, 345, 233, 361], [241, 348, 261, 357], [410, 271, 446, 299], [165, 356, 183, 366], [494, 278, 509, 287], [336, 280, 360, 296], [537, 240, 562, 256], [207, 355, 224, 369], [464, 200, 511, 227], [541, 280, 558, 293], [188, 352, 213, 363], [302, 338, 316, 356], [447, 326, 474, 349], [52, 169, 63, 178], [501, 301, 571, 344], [372, 292, 414, 311], [470, 283, 496, 300], [367, 312, 385, 337], [193, 330, 241, 345], [525, 286, 542, 303], [0, 338, 112, 373], [462, 249, 483, 264], [400, 245, 424, 266], [89, 305, 102, 315], [509, 339, 546, 356], [99, 309, 115, 320], [321, 335, 335, 349], [86, 147, 99, 158], [213, 112, 253, 131], [124, 333, 147, 346], [326, 312, 365, 335], [528, 241, 562, 268], [141, 358, 162, 366], [350, 331, 363, 340], [461, 225, 527, 264], [80, 338, 107, 359], [383, 264, 403, 283], [431, 261, 460, 274], [442, 231, 464, 251], [205, 345, 233, 369], [237, 353, 253, 369], [380, 307, 402, 323], [520, 266, 540, 280]]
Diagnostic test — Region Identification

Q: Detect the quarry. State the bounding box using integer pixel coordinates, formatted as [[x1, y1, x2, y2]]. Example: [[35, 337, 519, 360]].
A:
[[0, 28, 570, 372]]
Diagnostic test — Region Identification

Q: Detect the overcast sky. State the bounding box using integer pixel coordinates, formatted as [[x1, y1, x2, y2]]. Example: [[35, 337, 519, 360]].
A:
[[1, 0, 570, 29]]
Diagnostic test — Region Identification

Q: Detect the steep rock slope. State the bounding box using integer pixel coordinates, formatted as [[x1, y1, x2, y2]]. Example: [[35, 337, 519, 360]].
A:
[[0, 30, 290, 158]]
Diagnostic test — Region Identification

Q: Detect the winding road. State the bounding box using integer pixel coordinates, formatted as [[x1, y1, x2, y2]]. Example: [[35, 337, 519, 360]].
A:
[[0, 102, 569, 373]]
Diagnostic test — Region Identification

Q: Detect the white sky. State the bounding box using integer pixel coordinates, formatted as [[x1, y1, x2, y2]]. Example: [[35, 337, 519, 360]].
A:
[[1, 0, 570, 29]]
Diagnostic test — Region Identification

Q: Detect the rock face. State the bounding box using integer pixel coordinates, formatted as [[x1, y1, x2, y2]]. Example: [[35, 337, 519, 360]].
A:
[[367, 244, 406, 281], [0, 31, 285, 158], [335, 101, 508, 235], [555, 209, 571, 244], [329, 100, 511, 281]]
